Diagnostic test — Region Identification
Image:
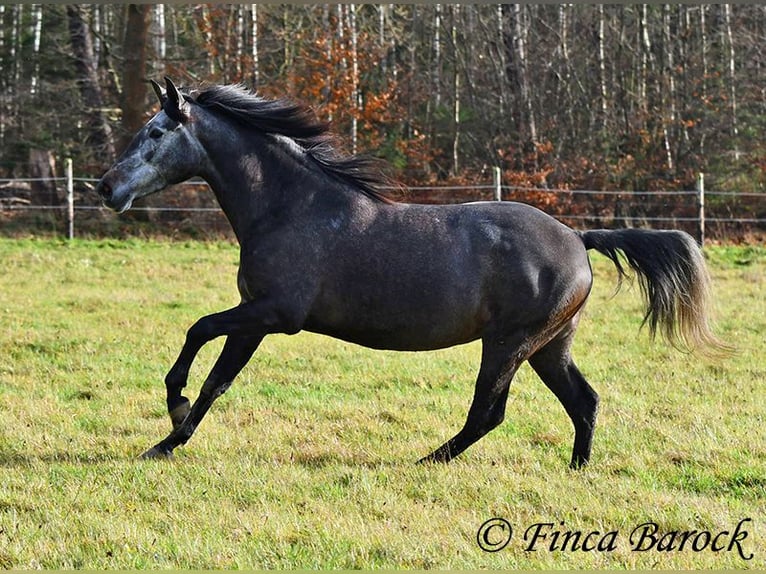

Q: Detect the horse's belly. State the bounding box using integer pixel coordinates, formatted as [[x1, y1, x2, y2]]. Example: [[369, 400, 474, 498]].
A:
[[305, 321, 483, 351], [304, 291, 488, 351]]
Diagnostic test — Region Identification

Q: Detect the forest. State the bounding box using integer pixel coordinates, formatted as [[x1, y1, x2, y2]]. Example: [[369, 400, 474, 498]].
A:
[[1, 4, 765, 197]]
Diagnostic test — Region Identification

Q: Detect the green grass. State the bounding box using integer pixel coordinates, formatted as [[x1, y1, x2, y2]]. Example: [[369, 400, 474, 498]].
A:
[[0, 237, 763, 569]]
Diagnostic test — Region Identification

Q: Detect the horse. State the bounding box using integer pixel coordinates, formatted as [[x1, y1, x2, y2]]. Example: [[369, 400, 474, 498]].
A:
[[96, 77, 725, 468]]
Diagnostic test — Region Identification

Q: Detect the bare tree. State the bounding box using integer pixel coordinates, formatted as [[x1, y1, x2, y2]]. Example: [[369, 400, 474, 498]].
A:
[[509, 4, 537, 153], [251, 4, 259, 89], [723, 4, 739, 160], [596, 5, 608, 131], [661, 4, 675, 172], [153, 4, 166, 63], [0, 4, 6, 150], [349, 3, 360, 154], [66, 4, 115, 163], [451, 4, 460, 176], [30, 4, 43, 95], [3, 3, 766, 193], [432, 3, 441, 108]]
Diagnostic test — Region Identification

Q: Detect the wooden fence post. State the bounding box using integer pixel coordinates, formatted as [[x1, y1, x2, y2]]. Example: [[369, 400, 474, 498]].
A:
[[66, 158, 74, 240], [696, 172, 705, 247], [493, 166, 502, 201]]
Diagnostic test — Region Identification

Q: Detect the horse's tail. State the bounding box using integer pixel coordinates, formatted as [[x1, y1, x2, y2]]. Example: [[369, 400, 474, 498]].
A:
[[578, 229, 729, 356]]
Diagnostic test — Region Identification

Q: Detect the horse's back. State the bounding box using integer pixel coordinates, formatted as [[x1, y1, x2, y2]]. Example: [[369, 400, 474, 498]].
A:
[[403, 200, 590, 286]]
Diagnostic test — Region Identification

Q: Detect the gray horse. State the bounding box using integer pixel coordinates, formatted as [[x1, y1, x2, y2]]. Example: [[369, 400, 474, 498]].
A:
[[96, 78, 725, 467]]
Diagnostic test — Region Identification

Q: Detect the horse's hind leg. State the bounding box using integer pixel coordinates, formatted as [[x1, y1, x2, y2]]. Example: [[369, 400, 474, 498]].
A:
[[142, 334, 262, 459], [528, 320, 599, 469], [418, 337, 525, 464]]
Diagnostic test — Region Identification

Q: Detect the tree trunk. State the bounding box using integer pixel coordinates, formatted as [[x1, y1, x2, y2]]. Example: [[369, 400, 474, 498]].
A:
[[0, 5, 5, 150], [11, 5, 21, 89], [66, 4, 115, 165], [451, 5, 460, 177], [28, 148, 58, 207], [120, 4, 151, 154], [30, 5, 43, 95], [511, 4, 537, 158], [559, 5, 575, 146], [661, 4, 675, 172], [200, 6, 215, 76], [433, 4, 442, 108], [251, 4, 259, 89], [495, 5, 507, 117], [349, 3, 359, 155], [596, 5, 608, 130], [153, 5, 166, 63], [723, 4, 739, 160], [639, 4, 652, 116], [235, 5, 244, 81], [699, 5, 708, 157]]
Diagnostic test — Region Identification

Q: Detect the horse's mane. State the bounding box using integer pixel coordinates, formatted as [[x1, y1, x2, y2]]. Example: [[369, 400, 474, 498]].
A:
[[189, 84, 392, 203]]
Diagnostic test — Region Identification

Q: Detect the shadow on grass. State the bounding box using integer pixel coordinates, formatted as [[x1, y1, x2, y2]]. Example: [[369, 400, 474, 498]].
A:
[[0, 448, 136, 468], [289, 450, 393, 469]]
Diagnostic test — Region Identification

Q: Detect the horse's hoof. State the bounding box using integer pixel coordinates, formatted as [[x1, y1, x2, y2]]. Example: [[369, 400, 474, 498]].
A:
[[140, 446, 174, 460], [169, 398, 191, 430], [569, 457, 589, 470], [416, 453, 450, 465]]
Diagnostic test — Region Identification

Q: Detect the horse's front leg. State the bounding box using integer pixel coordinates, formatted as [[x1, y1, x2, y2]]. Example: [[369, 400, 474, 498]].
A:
[[144, 299, 289, 458], [161, 299, 288, 429], [142, 333, 262, 459], [163, 339, 203, 431]]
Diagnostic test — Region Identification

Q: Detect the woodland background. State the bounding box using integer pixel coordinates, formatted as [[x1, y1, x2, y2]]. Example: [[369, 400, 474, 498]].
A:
[[1, 4, 765, 235]]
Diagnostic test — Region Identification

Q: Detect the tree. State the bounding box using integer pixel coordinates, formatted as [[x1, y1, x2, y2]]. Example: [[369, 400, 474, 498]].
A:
[[66, 4, 115, 165], [1, 3, 765, 197], [119, 4, 152, 153]]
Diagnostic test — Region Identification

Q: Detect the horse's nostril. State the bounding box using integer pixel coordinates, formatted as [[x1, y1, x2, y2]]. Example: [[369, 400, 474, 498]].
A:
[[98, 182, 112, 199]]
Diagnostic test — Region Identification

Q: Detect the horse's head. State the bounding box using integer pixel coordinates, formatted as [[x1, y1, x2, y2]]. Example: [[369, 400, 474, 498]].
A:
[[96, 77, 206, 213]]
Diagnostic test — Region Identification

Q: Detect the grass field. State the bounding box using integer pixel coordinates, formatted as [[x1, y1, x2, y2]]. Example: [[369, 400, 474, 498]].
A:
[[0, 237, 763, 569]]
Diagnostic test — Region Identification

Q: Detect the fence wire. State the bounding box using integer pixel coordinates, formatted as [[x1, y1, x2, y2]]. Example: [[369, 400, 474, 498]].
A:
[[1, 175, 764, 242]]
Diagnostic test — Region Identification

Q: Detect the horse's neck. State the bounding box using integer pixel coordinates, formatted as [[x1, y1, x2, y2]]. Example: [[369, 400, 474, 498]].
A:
[[200, 134, 315, 242], [202, 149, 262, 244], [197, 121, 376, 244]]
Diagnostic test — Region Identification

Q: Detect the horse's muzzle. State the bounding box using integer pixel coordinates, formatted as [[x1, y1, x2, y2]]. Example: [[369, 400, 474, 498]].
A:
[[95, 174, 132, 212], [95, 179, 112, 202]]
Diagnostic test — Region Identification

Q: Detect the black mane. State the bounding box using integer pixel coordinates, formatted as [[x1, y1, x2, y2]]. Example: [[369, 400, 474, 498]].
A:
[[189, 84, 392, 203]]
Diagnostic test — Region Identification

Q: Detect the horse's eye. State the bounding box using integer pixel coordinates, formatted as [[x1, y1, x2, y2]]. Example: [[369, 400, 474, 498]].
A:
[[149, 127, 164, 140]]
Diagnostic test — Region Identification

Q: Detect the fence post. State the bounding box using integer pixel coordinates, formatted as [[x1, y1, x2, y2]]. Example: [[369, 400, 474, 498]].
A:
[[493, 166, 502, 201], [697, 172, 705, 247], [66, 158, 74, 240]]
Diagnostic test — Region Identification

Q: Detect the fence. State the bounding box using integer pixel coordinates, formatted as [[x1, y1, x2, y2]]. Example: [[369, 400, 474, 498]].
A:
[[1, 161, 765, 244]]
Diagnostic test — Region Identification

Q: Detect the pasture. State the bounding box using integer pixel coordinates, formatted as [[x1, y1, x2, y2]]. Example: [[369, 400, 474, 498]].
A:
[[0, 237, 763, 569]]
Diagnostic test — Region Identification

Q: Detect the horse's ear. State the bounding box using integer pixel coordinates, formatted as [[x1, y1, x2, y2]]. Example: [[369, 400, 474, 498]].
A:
[[164, 76, 189, 122], [150, 79, 165, 105]]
